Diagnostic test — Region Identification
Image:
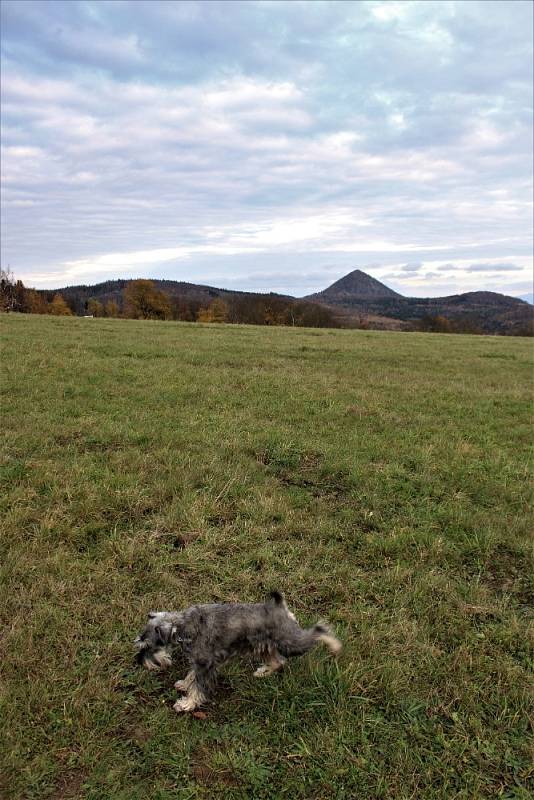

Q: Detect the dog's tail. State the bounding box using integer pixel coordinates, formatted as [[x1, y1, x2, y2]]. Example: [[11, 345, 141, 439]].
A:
[[313, 621, 342, 655], [267, 591, 298, 620]]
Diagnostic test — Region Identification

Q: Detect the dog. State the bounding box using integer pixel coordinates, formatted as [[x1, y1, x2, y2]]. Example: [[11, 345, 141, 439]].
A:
[[134, 591, 342, 712]]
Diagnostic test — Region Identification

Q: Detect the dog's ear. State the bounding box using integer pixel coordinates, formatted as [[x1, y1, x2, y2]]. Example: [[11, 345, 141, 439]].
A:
[[267, 591, 284, 606]]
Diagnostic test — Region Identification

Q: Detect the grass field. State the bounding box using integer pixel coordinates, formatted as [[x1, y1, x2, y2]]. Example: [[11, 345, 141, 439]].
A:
[[1, 313, 532, 800]]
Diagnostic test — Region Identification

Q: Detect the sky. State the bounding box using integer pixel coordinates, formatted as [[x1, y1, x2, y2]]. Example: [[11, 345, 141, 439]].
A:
[[1, 0, 533, 298]]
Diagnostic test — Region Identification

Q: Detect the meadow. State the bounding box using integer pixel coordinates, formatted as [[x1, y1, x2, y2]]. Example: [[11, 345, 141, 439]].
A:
[[1, 313, 532, 800]]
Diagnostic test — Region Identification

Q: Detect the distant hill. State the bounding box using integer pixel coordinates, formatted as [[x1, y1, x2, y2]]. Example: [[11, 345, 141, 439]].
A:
[[43, 270, 533, 334], [46, 278, 283, 316], [41, 278, 337, 328], [307, 269, 401, 303], [304, 270, 533, 335]]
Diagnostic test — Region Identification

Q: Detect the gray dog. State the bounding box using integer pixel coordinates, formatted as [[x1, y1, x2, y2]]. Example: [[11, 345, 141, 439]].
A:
[[134, 591, 342, 712]]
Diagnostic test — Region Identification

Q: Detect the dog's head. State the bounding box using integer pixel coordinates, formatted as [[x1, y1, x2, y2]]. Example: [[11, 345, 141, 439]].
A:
[[134, 611, 180, 671]]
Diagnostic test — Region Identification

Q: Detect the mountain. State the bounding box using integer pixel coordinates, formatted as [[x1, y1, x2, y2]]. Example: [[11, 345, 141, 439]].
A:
[[307, 269, 401, 303], [304, 272, 533, 334]]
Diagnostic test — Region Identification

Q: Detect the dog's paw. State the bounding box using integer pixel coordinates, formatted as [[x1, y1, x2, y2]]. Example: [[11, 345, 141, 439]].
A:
[[174, 679, 189, 692], [253, 665, 272, 677], [173, 697, 198, 713]]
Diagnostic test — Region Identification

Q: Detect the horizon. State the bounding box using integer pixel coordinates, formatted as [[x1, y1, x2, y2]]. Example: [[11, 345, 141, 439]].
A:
[[29, 267, 533, 304], [1, 1, 533, 299]]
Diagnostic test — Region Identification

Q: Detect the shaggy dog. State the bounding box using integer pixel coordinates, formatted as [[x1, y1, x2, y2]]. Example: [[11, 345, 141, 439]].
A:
[[134, 591, 342, 712]]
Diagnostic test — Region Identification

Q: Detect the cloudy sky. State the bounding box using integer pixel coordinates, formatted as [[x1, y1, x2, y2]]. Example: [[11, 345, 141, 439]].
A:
[[1, 0, 532, 298]]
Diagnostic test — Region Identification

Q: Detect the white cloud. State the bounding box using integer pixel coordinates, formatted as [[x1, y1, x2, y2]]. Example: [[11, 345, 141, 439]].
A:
[[1, 0, 532, 298], [370, 1, 415, 23]]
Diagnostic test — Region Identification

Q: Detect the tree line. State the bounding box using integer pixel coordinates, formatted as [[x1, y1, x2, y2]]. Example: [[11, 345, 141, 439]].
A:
[[0, 269, 74, 315], [416, 312, 533, 337], [0, 271, 339, 328]]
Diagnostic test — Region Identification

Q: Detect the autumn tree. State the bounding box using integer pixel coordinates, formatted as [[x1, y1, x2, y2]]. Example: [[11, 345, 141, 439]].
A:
[[418, 315, 452, 333], [123, 280, 171, 320], [87, 299, 104, 317], [104, 299, 120, 317], [25, 289, 49, 314], [197, 297, 229, 323], [215, 299, 229, 322], [48, 293, 73, 316]]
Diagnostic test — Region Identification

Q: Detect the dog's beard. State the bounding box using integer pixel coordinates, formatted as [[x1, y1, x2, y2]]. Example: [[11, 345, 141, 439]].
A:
[[138, 648, 173, 671], [135, 637, 173, 671]]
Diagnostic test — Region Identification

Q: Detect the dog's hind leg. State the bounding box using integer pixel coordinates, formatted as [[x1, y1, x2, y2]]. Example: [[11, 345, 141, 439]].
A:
[[253, 649, 286, 677], [278, 622, 342, 658]]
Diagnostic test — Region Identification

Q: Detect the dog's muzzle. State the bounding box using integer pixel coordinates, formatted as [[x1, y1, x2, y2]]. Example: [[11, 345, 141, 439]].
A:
[[135, 646, 172, 671]]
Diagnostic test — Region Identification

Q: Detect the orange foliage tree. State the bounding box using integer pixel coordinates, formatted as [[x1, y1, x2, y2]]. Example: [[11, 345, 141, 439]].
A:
[[87, 299, 104, 317], [105, 300, 120, 317], [123, 280, 171, 320], [49, 294, 73, 316], [197, 298, 229, 323], [25, 289, 49, 314]]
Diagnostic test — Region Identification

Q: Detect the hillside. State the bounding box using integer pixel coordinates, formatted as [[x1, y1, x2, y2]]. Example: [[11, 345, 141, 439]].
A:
[[46, 278, 286, 316], [305, 270, 533, 334]]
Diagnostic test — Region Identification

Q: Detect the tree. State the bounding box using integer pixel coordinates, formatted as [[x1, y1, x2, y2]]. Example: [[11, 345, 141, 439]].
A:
[[293, 300, 338, 328], [104, 299, 120, 318], [1, 267, 19, 311], [197, 297, 229, 323], [171, 296, 202, 321], [25, 289, 49, 314], [87, 299, 104, 317], [48, 293, 73, 316], [210, 298, 229, 322], [418, 314, 452, 333], [123, 280, 171, 320]]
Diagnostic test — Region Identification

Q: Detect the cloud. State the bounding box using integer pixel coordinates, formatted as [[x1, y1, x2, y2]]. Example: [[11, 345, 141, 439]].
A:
[[435, 261, 525, 273], [466, 262, 524, 273], [399, 262, 423, 273], [1, 0, 532, 296]]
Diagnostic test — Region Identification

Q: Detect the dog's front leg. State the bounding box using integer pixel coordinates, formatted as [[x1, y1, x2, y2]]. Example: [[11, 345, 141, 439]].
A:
[[173, 673, 207, 713], [174, 670, 195, 693]]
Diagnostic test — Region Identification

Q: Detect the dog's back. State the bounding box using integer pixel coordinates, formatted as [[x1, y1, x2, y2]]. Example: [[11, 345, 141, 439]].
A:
[[179, 592, 341, 659]]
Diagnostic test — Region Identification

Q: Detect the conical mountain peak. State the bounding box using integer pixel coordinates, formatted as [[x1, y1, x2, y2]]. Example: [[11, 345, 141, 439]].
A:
[[307, 269, 401, 301]]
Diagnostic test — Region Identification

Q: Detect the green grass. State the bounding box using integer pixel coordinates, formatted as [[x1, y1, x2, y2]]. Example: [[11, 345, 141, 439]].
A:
[[1, 314, 532, 800]]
